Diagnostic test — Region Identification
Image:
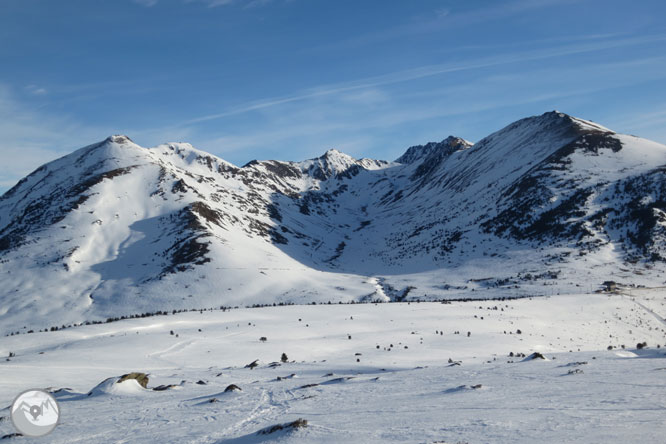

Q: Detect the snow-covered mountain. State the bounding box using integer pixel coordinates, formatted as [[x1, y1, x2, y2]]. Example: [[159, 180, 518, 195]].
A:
[[2, 111, 666, 333]]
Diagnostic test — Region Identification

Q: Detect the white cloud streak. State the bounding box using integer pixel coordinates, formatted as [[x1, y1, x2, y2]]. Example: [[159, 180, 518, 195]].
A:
[[0, 85, 107, 192], [134, 0, 276, 8], [132, 0, 159, 7], [179, 52, 666, 165], [183, 0, 276, 8], [25, 84, 47, 95], [181, 34, 666, 126]]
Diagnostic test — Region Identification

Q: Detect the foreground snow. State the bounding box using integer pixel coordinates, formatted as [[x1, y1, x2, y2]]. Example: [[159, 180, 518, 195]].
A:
[[1, 292, 665, 443]]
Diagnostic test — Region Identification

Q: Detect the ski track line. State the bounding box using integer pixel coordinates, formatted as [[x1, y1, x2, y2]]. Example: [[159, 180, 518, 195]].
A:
[[618, 291, 666, 328], [147, 339, 196, 367], [216, 388, 288, 440], [633, 300, 666, 327]]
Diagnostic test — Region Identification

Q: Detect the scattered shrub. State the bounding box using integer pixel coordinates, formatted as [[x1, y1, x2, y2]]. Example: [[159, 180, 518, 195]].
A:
[[245, 359, 259, 370]]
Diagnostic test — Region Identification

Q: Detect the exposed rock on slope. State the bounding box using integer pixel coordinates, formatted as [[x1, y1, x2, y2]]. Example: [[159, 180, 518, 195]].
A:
[[1, 111, 666, 332]]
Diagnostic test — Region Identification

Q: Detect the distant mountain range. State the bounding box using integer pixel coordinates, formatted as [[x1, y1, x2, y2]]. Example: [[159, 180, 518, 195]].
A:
[[2, 111, 665, 333]]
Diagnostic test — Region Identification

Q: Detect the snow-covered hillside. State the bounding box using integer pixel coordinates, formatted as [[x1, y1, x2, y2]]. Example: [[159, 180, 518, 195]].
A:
[[1, 290, 665, 443], [2, 111, 666, 333]]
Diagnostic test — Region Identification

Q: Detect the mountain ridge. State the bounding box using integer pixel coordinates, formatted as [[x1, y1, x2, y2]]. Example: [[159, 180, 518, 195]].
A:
[[1, 110, 666, 333]]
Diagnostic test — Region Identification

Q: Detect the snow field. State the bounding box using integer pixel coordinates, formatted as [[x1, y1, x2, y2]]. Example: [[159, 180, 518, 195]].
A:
[[1, 293, 665, 443]]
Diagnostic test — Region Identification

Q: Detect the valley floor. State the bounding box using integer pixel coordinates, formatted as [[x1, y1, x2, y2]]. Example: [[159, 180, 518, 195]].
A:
[[1, 292, 665, 443]]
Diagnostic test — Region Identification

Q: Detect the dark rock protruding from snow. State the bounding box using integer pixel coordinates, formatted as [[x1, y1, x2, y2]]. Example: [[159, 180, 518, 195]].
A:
[[118, 372, 149, 388], [522, 352, 547, 361], [257, 418, 308, 435]]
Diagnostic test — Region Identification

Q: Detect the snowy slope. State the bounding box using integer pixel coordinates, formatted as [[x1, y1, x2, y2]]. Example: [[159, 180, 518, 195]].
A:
[[0, 292, 665, 443], [2, 112, 666, 333]]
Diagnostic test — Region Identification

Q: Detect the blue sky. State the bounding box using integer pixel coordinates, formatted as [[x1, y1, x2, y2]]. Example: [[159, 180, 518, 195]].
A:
[[1, 0, 665, 192]]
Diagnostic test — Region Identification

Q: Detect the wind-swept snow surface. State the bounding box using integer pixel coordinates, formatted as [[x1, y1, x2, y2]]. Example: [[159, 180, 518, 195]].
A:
[[1, 292, 665, 443], [2, 112, 666, 332]]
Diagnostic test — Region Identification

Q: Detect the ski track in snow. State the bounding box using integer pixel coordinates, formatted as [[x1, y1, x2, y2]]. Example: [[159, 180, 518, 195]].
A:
[[622, 292, 666, 328]]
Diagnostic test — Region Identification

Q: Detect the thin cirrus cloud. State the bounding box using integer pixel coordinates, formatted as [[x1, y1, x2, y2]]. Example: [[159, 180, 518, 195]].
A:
[[188, 0, 235, 6], [133, 0, 274, 7], [199, 67, 662, 152], [175, 50, 666, 166], [25, 85, 47, 95], [0, 85, 99, 189], [610, 108, 666, 135], [132, 0, 159, 6], [179, 33, 666, 127], [325, 0, 586, 51]]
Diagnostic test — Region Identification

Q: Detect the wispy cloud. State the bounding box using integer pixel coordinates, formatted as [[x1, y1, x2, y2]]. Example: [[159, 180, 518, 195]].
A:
[[185, 0, 277, 8], [244, 0, 273, 8], [321, 0, 587, 52], [132, 0, 158, 7], [134, 0, 276, 8], [436, 0, 584, 27], [2, 49, 664, 190], [194, 0, 235, 7], [0, 84, 106, 192], [25, 84, 47, 95], [607, 107, 666, 142], [626, 109, 666, 129], [175, 51, 666, 165], [180, 34, 666, 126]]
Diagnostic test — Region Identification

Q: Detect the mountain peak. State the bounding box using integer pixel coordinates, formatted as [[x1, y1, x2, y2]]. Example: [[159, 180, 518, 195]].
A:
[[105, 134, 135, 145], [320, 148, 353, 160], [396, 136, 472, 164], [543, 109, 567, 117], [295, 149, 358, 181], [535, 110, 613, 134]]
